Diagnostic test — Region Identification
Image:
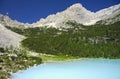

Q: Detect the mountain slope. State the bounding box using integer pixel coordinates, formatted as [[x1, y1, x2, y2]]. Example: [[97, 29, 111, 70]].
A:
[[97, 11, 120, 25], [0, 24, 25, 48], [95, 3, 120, 20], [20, 21, 120, 58]]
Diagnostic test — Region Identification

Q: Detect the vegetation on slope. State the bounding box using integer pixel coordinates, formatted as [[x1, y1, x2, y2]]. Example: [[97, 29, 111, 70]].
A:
[[6, 21, 120, 58], [0, 47, 42, 79]]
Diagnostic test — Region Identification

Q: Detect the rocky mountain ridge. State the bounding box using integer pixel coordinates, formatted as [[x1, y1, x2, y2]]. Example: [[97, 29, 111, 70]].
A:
[[33, 3, 120, 27], [0, 3, 120, 28], [0, 14, 31, 28]]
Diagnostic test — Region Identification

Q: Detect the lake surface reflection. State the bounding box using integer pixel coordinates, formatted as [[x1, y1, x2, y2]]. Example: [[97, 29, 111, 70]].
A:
[[12, 59, 120, 79]]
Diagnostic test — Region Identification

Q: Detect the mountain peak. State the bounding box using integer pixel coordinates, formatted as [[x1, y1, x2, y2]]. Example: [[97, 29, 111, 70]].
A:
[[67, 3, 85, 11], [69, 3, 83, 8]]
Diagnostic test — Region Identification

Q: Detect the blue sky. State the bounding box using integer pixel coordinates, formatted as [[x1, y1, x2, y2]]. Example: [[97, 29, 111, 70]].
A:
[[0, 0, 120, 23]]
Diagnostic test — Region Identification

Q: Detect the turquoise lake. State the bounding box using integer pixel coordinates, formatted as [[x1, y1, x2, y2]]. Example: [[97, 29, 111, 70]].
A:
[[11, 59, 120, 79]]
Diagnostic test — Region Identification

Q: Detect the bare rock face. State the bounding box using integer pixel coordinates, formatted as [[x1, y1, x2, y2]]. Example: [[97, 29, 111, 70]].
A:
[[0, 24, 25, 48], [33, 3, 120, 27]]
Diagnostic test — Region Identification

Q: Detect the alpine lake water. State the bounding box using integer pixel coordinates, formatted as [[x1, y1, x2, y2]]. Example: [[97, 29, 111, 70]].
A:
[[11, 59, 120, 79]]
